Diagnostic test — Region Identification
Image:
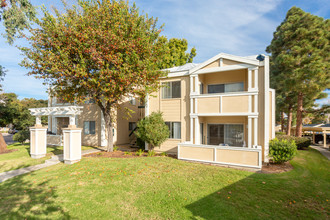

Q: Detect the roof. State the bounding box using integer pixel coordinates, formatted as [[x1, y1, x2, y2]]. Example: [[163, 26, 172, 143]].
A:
[[165, 63, 199, 73]]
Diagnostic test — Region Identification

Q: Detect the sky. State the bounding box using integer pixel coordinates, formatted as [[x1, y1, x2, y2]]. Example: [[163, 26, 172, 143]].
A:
[[0, 0, 329, 103]]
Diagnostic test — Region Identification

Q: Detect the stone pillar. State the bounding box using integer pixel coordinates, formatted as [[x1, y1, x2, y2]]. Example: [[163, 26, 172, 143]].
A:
[[62, 127, 82, 164], [30, 126, 47, 159]]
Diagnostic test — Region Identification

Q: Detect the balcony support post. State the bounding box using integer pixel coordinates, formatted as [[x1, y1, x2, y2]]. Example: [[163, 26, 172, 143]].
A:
[[248, 117, 252, 148], [248, 69, 252, 91], [195, 117, 199, 145], [254, 117, 258, 147]]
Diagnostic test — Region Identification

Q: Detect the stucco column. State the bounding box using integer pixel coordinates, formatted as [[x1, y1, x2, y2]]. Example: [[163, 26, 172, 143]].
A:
[[195, 117, 199, 145], [248, 69, 252, 91], [254, 117, 258, 147], [323, 133, 326, 148], [30, 126, 47, 159], [63, 127, 82, 164], [248, 117, 252, 148]]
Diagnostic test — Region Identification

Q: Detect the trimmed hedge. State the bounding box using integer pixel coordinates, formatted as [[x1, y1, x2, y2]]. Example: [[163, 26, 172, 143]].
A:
[[269, 138, 297, 164], [276, 135, 311, 150]]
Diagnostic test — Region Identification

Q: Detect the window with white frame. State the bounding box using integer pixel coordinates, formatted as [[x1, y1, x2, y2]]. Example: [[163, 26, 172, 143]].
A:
[[165, 122, 181, 139], [207, 82, 244, 94], [162, 81, 181, 99], [84, 121, 96, 135], [207, 124, 244, 147]]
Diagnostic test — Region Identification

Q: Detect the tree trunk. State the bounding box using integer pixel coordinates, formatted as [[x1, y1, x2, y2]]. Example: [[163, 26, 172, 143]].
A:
[[296, 92, 304, 137], [281, 111, 285, 133], [102, 105, 114, 152], [286, 106, 293, 136], [0, 133, 7, 153]]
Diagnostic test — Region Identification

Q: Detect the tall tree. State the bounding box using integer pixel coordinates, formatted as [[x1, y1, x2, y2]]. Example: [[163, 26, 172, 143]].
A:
[[0, 0, 36, 44], [266, 7, 330, 137], [20, 0, 168, 152], [0, 65, 6, 153], [158, 37, 197, 69]]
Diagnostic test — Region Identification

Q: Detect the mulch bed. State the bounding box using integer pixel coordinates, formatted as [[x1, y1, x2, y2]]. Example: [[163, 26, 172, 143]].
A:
[[261, 161, 293, 173], [0, 149, 17, 155], [84, 150, 147, 158]]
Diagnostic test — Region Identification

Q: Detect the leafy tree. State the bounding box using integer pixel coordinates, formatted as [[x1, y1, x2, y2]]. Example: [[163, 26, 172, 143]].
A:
[[0, 0, 36, 44], [266, 7, 330, 137], [134, 112, 169, 149], [13, 130, 30, 144], [20, 0, 168, 152], [158, 37, 197, 69], [0, 93, 47, 130]]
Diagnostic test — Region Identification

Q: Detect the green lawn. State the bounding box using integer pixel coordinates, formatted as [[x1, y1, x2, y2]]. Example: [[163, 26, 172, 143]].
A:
[[0, 143, 95, 173], [0, 148, 329, 219]]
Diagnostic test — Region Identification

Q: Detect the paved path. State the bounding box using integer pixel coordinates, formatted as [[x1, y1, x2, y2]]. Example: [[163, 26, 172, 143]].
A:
[[0, 148, 101, 183], [310, 145, 330, 160]]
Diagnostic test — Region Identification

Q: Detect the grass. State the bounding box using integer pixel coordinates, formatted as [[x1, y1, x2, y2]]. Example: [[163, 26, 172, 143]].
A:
[[0, 143, 95, 173], [0, 148, 329, 219]]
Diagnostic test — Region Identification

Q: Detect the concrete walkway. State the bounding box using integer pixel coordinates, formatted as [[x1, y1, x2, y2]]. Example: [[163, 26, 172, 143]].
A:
[[310, 145, 330, 160], [0, 148, 101, 183]]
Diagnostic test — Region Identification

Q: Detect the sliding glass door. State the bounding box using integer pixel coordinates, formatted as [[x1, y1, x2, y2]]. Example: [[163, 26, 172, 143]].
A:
[[207, 124, 244, 147]]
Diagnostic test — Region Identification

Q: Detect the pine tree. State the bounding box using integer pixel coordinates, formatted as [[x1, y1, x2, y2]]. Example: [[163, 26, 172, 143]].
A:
[[267, 7, 330, 137]]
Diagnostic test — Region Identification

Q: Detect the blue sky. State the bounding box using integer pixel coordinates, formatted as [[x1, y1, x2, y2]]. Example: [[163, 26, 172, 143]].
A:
[[0, 0, 329, 103]]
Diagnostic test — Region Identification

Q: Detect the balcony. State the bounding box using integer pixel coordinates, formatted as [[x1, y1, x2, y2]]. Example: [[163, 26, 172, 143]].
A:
[[191, 91, 258, 116]]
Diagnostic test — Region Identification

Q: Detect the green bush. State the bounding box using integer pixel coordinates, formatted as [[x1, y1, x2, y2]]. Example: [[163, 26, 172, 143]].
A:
[[269, 138, 297, 164], [135, 112, 170, 149], [294, 137, 311, 149], [136, 149, 144, 156], [275, 131, 286, 136], [113, 146, 119, 151], [160, 152, 168, 157], [136, 137, 145, 150], [276, 135, 311, 150], [147, 150, 155, 157], [13, 130, 30, 144]]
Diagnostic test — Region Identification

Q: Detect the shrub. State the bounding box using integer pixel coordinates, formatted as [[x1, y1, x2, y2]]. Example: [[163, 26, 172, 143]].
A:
[[275, 131, 286, 136], [294, 137, 311, 149], [135, 112, 169, 149], [124, 151, 132, 156], [276, 135, 311, 150], [136, 137, 145, 150], [269, 138, 297, 164], [160, 152, 168, 157], [147, 150, 155, 157], [136, 149, 144, 156], [113, 146, 119, 151], [13, 130, 30, 144]]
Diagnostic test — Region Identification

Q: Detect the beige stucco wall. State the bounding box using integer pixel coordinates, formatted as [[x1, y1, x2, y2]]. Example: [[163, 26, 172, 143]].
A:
[[198, 97, 220, 114], [221, 96, 249, 113], [180, 146, 214, 161], [216, 149, 259, 166], [199, 69, 247, 93], [258, 66, 266, 160], [148, 76, 190, 152], [222, 59, 241, 66], [179, 145, 260, 168]]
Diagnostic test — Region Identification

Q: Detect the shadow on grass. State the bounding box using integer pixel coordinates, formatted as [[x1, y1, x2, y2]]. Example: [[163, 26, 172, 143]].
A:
[[185, 149, 330, 219], [0, 173, 71, 219]]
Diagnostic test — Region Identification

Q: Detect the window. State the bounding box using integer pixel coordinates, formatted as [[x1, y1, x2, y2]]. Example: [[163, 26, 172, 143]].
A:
[[129, 122, 137, 131], [207, 124, 244, 147], [165, 122, 181, 139], [84, 121, 95, 135], [207, 82, 244, 94], [129, 97, 136, 105], [162, 81, 181, 99]]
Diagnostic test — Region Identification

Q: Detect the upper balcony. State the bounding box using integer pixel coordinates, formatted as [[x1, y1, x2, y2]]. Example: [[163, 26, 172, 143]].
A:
[[189, 67, 259, 116]]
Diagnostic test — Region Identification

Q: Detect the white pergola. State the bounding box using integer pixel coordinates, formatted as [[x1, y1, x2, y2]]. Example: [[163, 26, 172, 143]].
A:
[[29, 106, 83, 126]]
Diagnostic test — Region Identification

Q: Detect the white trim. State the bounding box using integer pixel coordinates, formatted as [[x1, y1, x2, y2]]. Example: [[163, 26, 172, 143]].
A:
[[194, 75, 198, 94], [219, 58, 223, 67], [254, 68, 259, 90], [189, 53, 259, 74], [191, 91, 258, 99], [254, 118, 258, 146], [248, 117, 252, 148], [191, 113, 259, 117], [264, 56, 270, 162], [166, 71, 189, 78], [190, 75, 194, 95], [270, 88, 276, 139], [192, 64, 255, 75], [248, 69, 252, 91], [195, 117, 199, 145]]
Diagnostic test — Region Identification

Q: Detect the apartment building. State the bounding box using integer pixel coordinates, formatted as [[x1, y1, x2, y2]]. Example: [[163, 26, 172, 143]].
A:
[[44, 52, 275, 169]]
